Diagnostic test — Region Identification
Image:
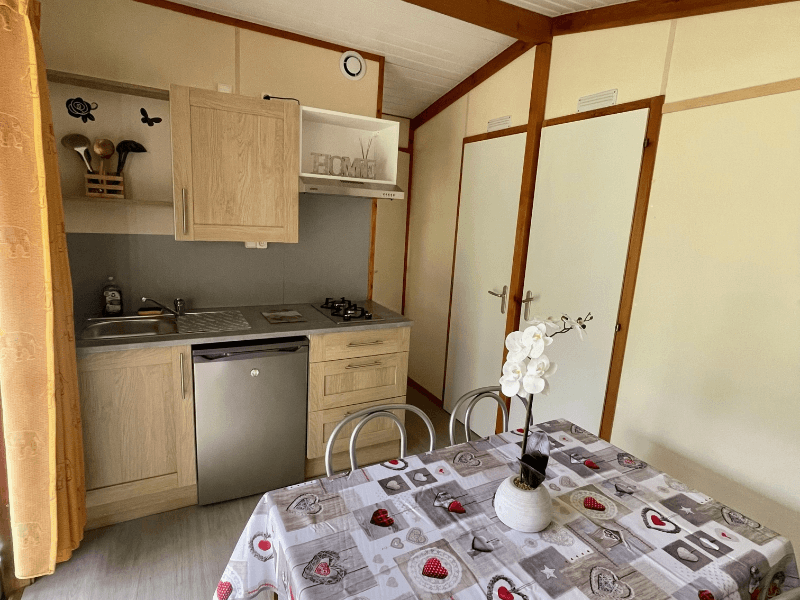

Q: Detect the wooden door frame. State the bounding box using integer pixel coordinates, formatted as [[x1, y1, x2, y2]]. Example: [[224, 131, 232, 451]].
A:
[[441, 124, 530, 407], [502, 96, 665, 440]]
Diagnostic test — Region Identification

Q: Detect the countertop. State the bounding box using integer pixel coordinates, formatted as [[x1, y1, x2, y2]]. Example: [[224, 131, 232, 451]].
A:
[[75, 301, 412, 356]]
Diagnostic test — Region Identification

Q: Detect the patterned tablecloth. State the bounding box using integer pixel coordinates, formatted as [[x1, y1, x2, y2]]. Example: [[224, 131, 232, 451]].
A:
[[215, 419, 798, 600]]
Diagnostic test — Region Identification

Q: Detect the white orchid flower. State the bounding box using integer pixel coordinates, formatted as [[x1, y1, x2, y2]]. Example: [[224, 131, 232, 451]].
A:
[[505, 330, 533, 363], [500, 360, 525, 397], [521, 323, 552, 359], [522, 354, 557, 395]]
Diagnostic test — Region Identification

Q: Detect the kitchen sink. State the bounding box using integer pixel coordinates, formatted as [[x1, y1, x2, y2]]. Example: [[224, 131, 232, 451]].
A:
[[81, 315, 179, 339], [80, 310, 251, 340]]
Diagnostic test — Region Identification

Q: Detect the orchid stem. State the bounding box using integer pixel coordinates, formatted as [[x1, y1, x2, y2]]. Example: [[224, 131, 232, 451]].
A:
[[519, 393, 534, 479]]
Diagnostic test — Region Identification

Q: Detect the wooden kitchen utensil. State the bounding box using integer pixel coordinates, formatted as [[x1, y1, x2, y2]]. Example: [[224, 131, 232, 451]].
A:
[[86, 138, 124, 199], [93, 138, 115, 176]]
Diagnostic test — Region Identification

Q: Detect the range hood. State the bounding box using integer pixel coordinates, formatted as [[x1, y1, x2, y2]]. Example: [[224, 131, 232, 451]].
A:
[[299, 176, 404, 200]]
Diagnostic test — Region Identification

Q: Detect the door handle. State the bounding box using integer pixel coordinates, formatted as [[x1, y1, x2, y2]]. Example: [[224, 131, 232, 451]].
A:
[[488, 285, 508, 315], [521, 290, 536, 322]]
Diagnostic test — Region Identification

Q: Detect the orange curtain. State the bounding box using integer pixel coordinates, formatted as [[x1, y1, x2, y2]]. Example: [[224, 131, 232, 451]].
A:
[[0, 0, 86, 578]]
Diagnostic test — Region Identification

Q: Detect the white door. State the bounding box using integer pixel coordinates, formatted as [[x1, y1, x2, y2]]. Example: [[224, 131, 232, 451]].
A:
[[444, 133, 526, 438], [510, 108, 649, 434]]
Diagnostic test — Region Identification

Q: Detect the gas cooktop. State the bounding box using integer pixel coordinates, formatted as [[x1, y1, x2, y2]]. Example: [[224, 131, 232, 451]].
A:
[[315, 298, 386, 325]]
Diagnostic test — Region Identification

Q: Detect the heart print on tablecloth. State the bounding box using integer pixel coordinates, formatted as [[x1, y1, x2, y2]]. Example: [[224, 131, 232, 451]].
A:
[[407, 547, 463, 593], [302, 550, 346, 584]]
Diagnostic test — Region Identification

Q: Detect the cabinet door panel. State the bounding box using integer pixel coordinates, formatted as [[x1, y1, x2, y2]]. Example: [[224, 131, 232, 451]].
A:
[[309, 352, 408, 412], [307, 396, 406, 459], [79, 349, 177, 490], [191, 107, 284, 227], [170, 85, 299, 243], [309, 327, 410, 362], [79, 345, 197, 529]]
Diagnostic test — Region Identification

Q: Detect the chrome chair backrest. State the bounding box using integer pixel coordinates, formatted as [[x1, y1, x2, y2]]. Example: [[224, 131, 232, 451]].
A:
[[448, 386, 509, 446], [325, 403, 436, 477]]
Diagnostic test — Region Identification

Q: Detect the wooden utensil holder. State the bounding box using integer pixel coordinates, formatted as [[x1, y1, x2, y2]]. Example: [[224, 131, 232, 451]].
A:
[[85, 173, 125, 199]]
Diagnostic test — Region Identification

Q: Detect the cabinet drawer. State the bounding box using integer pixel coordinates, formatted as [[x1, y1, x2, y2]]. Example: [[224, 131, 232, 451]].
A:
[[309, 352, 408, 412], [307, 396, 406, 459], [309, 326, 410, 362]]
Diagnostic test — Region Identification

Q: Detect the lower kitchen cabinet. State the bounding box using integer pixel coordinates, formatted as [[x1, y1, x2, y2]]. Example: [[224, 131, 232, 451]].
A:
[[306, 327, 410, 477], [307, 396, 405, 459], [77, 345, 197, 529]]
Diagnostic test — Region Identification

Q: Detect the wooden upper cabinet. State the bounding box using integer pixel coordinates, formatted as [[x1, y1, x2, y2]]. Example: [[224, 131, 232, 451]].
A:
[[170, 85, 300, 242]]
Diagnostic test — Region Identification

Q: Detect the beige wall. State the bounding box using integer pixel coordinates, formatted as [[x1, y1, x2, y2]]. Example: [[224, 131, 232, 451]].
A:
[[542, 2, 800, 545], [465, 47, 537, 137], [406, 47, 537, 394], [40, 0, 379, 235], [546, 21, 673, 120], [614, 90, 800, 545], [406, 97, 468, 394], [373, 148, 410, 314], [238, 29, 379, 118]]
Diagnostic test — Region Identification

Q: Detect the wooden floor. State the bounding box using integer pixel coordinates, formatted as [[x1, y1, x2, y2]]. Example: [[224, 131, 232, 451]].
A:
[[21, 388, 454, 600]]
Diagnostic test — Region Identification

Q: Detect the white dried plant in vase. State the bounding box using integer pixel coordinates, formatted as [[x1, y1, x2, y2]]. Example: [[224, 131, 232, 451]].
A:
[[494, 313, 592, 532], [360, 131, 380, 179]]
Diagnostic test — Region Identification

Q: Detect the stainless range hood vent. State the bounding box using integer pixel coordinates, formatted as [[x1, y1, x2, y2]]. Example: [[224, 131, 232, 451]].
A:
[[299, 176, 404, 200]]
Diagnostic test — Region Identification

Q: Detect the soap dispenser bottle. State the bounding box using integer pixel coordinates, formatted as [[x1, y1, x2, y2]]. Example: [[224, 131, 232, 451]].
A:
[[102, 276, 123, 317]]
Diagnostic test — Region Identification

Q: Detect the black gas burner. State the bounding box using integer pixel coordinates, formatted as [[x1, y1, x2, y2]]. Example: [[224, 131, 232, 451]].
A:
[[317, 298, 384, 325], [321, 297, 351, 311]]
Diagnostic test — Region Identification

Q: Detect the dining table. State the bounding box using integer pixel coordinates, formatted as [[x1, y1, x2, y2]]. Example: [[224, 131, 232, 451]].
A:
[[214, 418, 798, 600]]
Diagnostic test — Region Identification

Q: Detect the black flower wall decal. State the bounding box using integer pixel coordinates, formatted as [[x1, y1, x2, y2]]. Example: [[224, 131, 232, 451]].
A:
[[66, 97, 97, 123]]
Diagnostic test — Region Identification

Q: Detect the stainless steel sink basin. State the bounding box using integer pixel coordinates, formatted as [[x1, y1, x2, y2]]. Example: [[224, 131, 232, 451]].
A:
[[81, 315, 178, 340], [80, 309, 251, 340]]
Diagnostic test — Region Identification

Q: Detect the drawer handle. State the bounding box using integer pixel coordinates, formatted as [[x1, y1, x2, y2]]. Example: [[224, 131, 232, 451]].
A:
[[345, 361, 382, 370], [346, 340, 385, 348]]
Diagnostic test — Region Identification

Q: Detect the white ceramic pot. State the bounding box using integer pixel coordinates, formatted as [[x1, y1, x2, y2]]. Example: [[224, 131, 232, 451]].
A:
[[494, 476, 553, 532]]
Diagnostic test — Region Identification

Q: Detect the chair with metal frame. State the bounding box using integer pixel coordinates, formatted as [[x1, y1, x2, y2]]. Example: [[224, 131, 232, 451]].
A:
[[324, 403, 437, 477], [448, 386, 512, 446]]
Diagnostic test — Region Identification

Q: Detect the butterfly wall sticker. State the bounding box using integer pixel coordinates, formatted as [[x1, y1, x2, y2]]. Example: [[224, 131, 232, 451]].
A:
[[140, 108, 162, 126]]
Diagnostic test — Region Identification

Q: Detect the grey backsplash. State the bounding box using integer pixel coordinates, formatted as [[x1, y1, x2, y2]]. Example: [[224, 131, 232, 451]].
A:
[[68, 195, 371, 326]]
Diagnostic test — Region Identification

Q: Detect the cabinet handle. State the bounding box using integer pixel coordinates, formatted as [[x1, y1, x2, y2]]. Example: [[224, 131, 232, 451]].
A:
[[346, 340, 385, 348], [345, 361, 382, 370], [181, 188, 188, 235], [180, 352, 186, 400]]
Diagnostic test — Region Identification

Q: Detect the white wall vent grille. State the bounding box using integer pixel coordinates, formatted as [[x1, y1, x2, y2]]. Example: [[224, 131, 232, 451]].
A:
[[487, 115, 512, 132], [577, 89, 618, 113]]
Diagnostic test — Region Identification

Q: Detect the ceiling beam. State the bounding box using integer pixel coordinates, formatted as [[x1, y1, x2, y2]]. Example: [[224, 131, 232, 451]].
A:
[[411, 40, 534, 130], [553, 0, 798, 35], [401, 0, 552, 45]]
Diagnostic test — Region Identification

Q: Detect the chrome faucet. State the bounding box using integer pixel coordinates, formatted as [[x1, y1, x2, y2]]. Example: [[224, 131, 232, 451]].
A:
[[141, 297, 186, 317]]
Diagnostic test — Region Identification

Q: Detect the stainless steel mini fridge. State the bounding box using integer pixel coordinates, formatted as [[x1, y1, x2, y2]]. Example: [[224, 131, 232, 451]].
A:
[[193, 337, 308, 505]]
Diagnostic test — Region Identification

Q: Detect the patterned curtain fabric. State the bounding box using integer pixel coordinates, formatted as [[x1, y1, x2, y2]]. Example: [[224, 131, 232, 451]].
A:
[[0, 0, 86, 578]]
